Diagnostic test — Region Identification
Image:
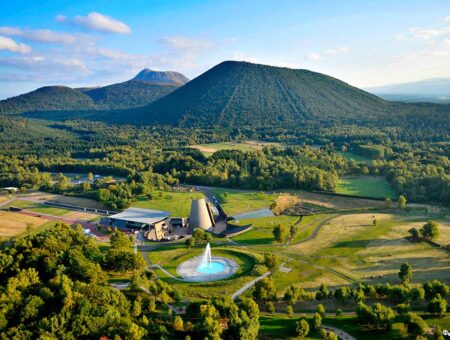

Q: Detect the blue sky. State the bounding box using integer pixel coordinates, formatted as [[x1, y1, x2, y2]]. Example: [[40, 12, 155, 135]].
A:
[[0, 0, 450, 98]]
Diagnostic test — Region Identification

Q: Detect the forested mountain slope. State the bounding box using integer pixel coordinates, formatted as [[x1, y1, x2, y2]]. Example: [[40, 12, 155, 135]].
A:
[[0, 69, 188, 114], [130, 61, 393, 126]]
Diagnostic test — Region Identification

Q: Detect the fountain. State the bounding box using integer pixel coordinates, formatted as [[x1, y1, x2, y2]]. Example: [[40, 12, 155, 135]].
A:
[[176, 241, 239, 282], [196, 243, 226, 274]]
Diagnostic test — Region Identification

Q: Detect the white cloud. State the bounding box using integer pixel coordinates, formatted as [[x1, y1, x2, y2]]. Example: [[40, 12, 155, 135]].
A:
[[444, 15, 450, 22], [305, 52, 322, 61], [0, 26, 76, 44], [71, 12, 131, 34], [0, 36, 31, 53], [55, 14, 67, 22]]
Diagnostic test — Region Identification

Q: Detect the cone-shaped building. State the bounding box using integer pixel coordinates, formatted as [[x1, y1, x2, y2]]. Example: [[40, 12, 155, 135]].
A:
[[188, 198, 215, 233]]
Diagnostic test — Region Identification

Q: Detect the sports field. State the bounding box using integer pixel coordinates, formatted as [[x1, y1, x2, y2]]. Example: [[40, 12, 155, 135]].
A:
[[336, 176, 397, 199]]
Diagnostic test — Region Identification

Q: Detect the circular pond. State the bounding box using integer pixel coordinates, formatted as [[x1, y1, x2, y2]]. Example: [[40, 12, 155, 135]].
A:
[[177, 256, 239, 282]]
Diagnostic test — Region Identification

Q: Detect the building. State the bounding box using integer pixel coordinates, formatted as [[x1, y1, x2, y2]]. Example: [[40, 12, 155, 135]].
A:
[[188, 198, 215, 233], [101, 207, 171, 241]]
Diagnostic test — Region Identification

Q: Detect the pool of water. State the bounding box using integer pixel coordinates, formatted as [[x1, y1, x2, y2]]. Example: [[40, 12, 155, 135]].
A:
[[196, 261, 225, 274]]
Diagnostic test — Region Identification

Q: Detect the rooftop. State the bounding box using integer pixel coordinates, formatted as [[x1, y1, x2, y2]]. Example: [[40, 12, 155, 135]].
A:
[[109, 207, 169, 225]]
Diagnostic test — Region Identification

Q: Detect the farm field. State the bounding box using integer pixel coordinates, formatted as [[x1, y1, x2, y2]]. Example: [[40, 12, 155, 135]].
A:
[[211, 188, 277, 215], [336, 176, 397, 199], [132, 189, 204, 217], [189, 140, 285, 155], [0, 211, 53, 239]]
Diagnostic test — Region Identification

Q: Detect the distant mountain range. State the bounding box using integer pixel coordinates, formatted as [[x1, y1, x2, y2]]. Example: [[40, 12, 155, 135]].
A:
[[366, 78, 450, 103], [0, 70, 189, 115], [5, 60, 450, 131]]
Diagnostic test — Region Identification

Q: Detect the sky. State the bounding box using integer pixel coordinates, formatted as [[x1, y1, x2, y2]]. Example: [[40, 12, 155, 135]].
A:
[[1, 0, 450, 98]]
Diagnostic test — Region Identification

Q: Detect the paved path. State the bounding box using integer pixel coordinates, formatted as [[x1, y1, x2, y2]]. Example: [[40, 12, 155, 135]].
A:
[[322, 325, 357, 340], [231, 271, 271, 300], [148, 264, 184, 281]]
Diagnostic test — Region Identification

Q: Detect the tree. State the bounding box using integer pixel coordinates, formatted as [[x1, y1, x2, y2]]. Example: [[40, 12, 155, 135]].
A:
[[266, 301, 275, 313], [427, 294, 447, 316], [272, 224, 289, 243], [253, 277, 277, 302], [316, 284, 329, 300], [264, 252, 281, 273], [408, 227, 419, 240], [110, 230, 133, 249], [420, 221, 440, 240], [87, 172, 94, 181], [312, 312, 322, 330], [319, 329, 338, 340], [399, 262, 413, 284], [186, 237, 195, 248], [398, 195, 407, 209], [173, 315, 184, 331], [385, 197, 392, 208], [296, 319, 309, 338], [317, 304, 326, 317], [289, 225, 298, 239], [286, 305, 293, 317], [406, 313, 428, 338]]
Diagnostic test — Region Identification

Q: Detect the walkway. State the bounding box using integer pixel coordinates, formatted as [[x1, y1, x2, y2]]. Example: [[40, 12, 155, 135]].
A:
[[231, 271, 271, 300], [322, 325, 357, 340]]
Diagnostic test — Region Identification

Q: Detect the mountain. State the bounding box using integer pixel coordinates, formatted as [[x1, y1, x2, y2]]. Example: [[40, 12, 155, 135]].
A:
[[0, 86, 97, 115], [0, 69, 189, 114], [132, 69, 189, 85], [366, 78, 450, 103], [129, 61, 392, 126], [80, 80, 179, 110]]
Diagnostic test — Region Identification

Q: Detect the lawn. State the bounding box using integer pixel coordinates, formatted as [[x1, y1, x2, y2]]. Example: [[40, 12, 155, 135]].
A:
[[132, 190, 204, 217], [211, 189, 278, 216], [143, 242, 265, 299], [338, 151, 373, 164], [336, 176, 397, 199], [285, 213, 450, 286], [3, 200, 72, 216]]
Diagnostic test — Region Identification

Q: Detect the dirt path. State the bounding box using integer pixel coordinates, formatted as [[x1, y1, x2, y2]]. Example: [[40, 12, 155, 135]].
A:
[[291, 215, 337, 245]]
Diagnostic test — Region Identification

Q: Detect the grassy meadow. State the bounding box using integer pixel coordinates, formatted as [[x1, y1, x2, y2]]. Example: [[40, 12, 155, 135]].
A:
[[336, 176, 397, 199]]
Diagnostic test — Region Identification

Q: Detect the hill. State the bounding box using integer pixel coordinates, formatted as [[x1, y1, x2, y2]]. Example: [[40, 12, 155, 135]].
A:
[[81, 80, 179, 110], [130, 61, 393, 126], [133, 69, 189, 85], [0, 69, 189, 114], [0, 86, 97, 115]]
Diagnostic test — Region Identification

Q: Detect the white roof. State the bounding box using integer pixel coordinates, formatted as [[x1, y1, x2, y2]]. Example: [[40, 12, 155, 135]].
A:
[[109, 207, 169, 225]]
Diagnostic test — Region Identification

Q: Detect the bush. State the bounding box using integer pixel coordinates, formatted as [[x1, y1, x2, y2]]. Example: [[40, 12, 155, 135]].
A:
[[296, 319, 309, 338], [406, 313, 427, 338]]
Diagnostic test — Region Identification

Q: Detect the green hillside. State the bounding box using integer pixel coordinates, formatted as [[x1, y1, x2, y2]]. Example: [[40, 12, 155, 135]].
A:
[[131, 61, 392, 126], [82, 80, 179, 109], [0, 70, 187, 114], [0, 86, 97, 115]]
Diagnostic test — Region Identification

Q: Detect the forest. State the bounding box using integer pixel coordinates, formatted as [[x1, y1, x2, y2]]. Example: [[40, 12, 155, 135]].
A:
[[0, 117, 449, 207]]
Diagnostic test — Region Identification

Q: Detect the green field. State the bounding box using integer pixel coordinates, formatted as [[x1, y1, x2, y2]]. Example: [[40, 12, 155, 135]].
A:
[[132, 190, 204, 217], [3, 200, 72, 216], [338, 151, 373, 164], [211, 188, 277, 215], [336, 176, 397, 199]]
